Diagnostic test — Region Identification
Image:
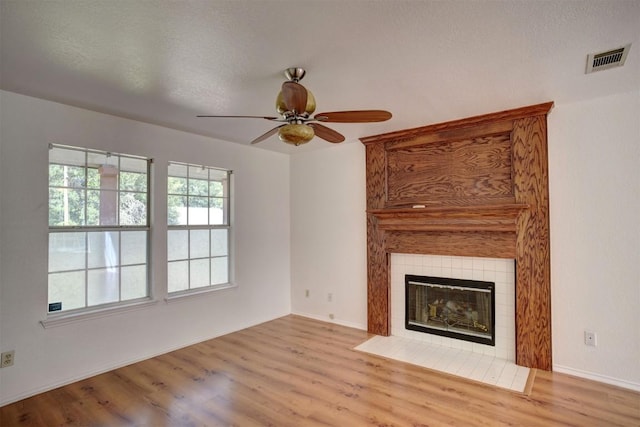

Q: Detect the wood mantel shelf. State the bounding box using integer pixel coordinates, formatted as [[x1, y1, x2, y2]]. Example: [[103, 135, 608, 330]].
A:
[[368, 204, 529, 233]]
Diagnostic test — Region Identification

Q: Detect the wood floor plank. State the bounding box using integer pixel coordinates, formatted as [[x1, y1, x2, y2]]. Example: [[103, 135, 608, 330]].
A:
[[2, 315, 639, 426]]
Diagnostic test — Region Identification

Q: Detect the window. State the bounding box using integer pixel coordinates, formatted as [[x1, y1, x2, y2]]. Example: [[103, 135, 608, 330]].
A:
[[48, 144, 151, 313], [167, 162, 231, 294]]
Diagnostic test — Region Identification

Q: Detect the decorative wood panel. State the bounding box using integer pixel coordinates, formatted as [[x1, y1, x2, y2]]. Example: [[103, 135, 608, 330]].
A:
[[512, 115, 552, 370], [365, 142, 391, 335], [386, 132, 514, 204], [361, 102, 553, 370], [385, 231, 517, 259]]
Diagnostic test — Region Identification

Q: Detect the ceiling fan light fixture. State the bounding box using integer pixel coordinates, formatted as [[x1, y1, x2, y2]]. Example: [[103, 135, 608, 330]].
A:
[[198, 67, 391, 146], [278, 123, 314, 146]]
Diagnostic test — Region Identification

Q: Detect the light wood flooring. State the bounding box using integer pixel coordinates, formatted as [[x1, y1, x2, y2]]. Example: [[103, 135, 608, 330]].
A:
[[2, 315, 639, 426]]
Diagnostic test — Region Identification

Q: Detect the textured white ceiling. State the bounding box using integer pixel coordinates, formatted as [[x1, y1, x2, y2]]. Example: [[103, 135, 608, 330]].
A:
[[1, 0, 639, 154]]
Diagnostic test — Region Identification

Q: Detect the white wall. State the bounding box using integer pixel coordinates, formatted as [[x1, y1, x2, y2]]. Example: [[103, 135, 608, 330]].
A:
[[290, 90, 640, 390], [548, 90, 640, 390], [0, 91, 292, 405], [290, 142, 367, 329]]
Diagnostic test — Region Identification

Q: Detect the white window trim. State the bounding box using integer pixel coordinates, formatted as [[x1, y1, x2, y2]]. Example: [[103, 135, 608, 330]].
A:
[[47, 144, 152, 315], [41, 298, 158, 328], [167, 161, 232, 295], [164, 282, 237, 303]]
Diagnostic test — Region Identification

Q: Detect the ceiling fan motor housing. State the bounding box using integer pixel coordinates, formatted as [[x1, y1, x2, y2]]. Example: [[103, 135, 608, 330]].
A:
[[276, 89, 316, 116]]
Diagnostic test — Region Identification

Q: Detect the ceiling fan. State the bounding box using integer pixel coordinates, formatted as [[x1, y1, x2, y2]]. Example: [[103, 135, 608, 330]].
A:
[[197, 68, 392, 146]]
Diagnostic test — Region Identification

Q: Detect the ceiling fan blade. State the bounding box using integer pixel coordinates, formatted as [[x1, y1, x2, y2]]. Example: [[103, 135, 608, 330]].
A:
[[313, 110, 392, 123], [197, 115, 279, 120], [282, 81, 308, 114], [308, 123, 345, 143], [250, 125, 285, 145]]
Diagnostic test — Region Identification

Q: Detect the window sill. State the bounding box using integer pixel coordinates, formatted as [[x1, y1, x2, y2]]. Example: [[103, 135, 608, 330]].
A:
[[165, 283, 237, 303], [41, 298, 158, 329]]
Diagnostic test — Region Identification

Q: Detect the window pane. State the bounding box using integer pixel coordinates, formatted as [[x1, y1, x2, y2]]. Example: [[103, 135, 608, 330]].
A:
[[209, 168, 228, 183], [168, 195, 187, 225], [48, 188, 85, 226], [190, 229, 209, 259], [97, 189, 118, 226], [209, 181, 223, 197], [88, 231, 119, 269], [120, 171, 147, 192], [120, 192, 147, 225], [49, 232, 86, 272], [168, 261, 188, 292], [121, 231, 147, 265], [168, 230, 188, 261], [49, 164, 66, 187], [211, 229, 228, 257], [86, 190, 101, 225], [120, 156, 147, 174], [188, 196, 208, 225], [189, 165, 208, 180], [211, 257, 228, 285], [121, 265, 147, 300], [168, 162, 188, 179], [87, 167, 101, 189], [48, 188, 65, 225], [189, 178, 208, 196], [209, 197, 225, 225], [62, 166, 87, 189], [168, 176, 187, 195], [190, 259, 209, 288], [50, 146, 85, 167], [49, 271, 85, 311], [88, 268, 119, 306]]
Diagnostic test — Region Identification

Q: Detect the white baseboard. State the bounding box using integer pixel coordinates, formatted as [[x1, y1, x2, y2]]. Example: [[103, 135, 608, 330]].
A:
[[553, 364, 640, 392], [291, 311, 367, 331]]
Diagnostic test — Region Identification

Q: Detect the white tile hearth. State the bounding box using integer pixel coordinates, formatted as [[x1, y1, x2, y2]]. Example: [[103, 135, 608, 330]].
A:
[[355, 335, 533, 393]]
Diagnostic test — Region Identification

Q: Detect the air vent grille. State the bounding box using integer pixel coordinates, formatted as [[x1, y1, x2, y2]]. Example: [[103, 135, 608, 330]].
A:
[[586, 44, 631, 74]]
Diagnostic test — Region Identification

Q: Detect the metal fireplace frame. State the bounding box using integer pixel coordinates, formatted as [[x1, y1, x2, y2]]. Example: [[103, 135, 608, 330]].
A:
[[405, 274, 496, 346]]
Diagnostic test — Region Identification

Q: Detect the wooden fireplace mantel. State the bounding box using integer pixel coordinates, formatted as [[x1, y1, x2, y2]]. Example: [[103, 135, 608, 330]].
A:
[[368, 203, 529, 233], [360, 102, 554, 370]]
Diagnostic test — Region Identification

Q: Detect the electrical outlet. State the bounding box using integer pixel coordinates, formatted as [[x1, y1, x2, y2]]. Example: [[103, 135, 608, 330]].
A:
[[305, 289, 309, 298], [327, 293, 332, 302], [1, 350, 15, 368], [329, 313, 335, 320], [584, 331, 597, 347]]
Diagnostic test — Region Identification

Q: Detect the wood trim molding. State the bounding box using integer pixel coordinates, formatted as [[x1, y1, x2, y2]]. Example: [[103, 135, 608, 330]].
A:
[[361, 102, 554, 370]]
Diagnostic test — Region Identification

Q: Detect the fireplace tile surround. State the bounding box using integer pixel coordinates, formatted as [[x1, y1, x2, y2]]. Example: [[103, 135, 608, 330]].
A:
[[356, 253, 530, 393], [391, 254, 515, 361]]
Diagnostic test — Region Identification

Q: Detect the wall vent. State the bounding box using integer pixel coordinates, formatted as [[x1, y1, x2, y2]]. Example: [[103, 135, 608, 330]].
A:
[[586, 44, 631, 74]]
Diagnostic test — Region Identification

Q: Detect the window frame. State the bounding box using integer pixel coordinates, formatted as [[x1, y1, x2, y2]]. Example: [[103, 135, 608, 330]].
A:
[[47, 144, 153, 318], [167, 161, 233, 297]]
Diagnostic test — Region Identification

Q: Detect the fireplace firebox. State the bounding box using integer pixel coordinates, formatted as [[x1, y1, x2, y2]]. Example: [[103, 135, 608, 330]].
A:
[[405, 275, 495, 346]]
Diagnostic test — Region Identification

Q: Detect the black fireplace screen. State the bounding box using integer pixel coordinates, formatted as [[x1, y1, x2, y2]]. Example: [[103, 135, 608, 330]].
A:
[[405, 275, 495, 346]]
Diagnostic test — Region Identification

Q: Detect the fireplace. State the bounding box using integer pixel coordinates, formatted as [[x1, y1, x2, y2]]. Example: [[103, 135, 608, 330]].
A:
[[405, 274, 495, 346], [361, 102, 553, 369]]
